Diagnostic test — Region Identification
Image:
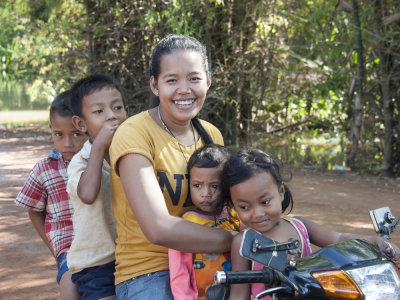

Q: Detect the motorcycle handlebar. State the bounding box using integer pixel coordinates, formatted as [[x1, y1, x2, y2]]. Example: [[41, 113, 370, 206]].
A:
[[214, 269, 274, 285]]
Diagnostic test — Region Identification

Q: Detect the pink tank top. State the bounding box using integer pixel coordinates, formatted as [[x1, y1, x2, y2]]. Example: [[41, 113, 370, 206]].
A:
[[251, 217, 312, 298]]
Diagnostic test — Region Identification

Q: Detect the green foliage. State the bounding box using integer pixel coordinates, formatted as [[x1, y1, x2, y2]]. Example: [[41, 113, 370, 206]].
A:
[[1, 0, 399, 175], [0, 0, 86, 100]]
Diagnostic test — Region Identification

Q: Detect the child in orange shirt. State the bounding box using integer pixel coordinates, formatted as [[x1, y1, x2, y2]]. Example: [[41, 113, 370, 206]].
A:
[[169, 144, 240, 299]]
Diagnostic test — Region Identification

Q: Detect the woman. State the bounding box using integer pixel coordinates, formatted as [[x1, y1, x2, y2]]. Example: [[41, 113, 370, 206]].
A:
[[110, 34, 235, 299]]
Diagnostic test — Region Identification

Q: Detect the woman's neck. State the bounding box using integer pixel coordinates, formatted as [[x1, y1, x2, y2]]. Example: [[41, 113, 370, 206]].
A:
[[153, 106, 198, 146]]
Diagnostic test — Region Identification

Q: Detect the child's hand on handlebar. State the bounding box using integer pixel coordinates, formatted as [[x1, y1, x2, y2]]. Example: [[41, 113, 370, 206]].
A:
[[378, 239, 400, 267]]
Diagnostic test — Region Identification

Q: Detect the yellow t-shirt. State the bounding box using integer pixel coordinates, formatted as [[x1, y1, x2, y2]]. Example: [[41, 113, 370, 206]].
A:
[[109, 110, 224, 285]]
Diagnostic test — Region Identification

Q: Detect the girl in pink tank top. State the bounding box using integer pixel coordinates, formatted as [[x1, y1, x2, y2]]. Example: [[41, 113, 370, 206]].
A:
[[221, 148, 400, 300]]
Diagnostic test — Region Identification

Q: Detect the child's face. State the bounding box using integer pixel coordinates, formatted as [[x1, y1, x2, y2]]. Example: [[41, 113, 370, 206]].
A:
[[76, 87, 128, 140], [49, 114, 87, 161], [150, 49, 211, 124], [230, 171, 284, 235], [190, 166, 222, 215]]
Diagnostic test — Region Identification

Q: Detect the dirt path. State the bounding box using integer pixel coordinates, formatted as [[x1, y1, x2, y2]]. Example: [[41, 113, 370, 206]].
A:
[[0, 127, 399, 299]]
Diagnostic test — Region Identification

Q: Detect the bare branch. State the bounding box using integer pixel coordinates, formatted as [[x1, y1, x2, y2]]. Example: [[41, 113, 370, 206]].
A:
[[383, 13, 400, 26], [343, 46, 356, 66], [335, 0, 354, 13]]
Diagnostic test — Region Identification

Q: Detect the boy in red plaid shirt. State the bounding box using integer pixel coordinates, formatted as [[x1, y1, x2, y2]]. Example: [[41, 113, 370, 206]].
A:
[[15, 90, 87, 300]]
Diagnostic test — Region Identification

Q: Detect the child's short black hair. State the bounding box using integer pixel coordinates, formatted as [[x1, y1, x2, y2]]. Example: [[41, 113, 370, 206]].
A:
[[50, 90, 73, 120], [187, 144, 230, 173], [70, 74, 125, 117]]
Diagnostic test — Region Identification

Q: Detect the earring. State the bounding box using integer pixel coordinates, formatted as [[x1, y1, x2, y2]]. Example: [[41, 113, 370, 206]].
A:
[[155, 91, 159, 96]]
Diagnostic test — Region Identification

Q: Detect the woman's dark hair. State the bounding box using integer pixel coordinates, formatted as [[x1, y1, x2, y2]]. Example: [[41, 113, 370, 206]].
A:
[[70, 74, 125, 117], [221, 148, 293, 213], [150, 34, 213, 145], [187, 144, 230, 216], [149, 34, 210, 79], [50, 90, 73, 120]]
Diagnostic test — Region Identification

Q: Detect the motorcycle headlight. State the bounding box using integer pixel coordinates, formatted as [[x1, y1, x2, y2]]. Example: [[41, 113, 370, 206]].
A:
[[311, 262, 400, 300], [347, 262, 400, 300]]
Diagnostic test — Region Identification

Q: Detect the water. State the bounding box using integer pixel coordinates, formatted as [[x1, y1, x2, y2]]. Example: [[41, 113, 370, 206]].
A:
[[0, 85, 49, 127], [253, 131, 384, 174], [253, 131, 351, 171], [0, 85, 49, 111]]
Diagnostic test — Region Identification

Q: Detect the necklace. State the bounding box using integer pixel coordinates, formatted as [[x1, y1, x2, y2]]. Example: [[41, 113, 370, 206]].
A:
[[157, 106, 197, 163]]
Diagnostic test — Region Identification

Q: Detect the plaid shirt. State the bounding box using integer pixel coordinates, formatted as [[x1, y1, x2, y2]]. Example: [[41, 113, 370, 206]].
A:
[[15, 148, 74, 258]]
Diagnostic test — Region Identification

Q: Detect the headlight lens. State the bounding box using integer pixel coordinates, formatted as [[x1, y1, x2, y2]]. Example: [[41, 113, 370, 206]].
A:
[[347, 262, 400, 300]]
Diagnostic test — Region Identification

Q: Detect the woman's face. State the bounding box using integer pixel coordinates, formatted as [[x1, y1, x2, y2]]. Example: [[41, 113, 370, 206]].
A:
[[230, 171, 284, 235], [150, 49, 211, 126]]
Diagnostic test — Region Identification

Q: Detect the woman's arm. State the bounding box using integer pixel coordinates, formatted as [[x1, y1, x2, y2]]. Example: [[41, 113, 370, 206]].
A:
[[28, 209, 55, 259], [298, 216, 400, 265], [229, 232, 251, 300], [118, 153, 234, 253]]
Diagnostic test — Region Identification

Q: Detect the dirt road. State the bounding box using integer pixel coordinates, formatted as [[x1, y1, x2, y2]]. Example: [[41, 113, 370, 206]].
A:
[[0, 127, 399, 299]]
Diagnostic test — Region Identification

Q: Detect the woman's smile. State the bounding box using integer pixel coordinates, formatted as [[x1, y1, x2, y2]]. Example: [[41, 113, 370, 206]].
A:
[[173, 99, 196, 108]]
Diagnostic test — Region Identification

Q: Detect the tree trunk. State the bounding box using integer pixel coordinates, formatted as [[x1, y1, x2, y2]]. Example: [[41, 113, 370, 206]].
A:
[[375, 0, 394, 176], [233, 0, 254, 147], [84, 0, 95, 74], [381, 82, 394, 176], [347, 0, 364, 168]]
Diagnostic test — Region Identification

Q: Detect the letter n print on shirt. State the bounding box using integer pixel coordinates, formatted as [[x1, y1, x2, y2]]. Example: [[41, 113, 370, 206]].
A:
[[157, 171, 185, 206]]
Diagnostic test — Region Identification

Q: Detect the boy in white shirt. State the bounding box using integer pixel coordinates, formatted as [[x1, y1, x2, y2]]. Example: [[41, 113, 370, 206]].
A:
[[67, 74, 128, 300]]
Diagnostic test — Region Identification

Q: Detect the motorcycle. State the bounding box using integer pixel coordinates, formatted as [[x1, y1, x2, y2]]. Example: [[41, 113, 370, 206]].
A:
[[211, 207, 400, 299]]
